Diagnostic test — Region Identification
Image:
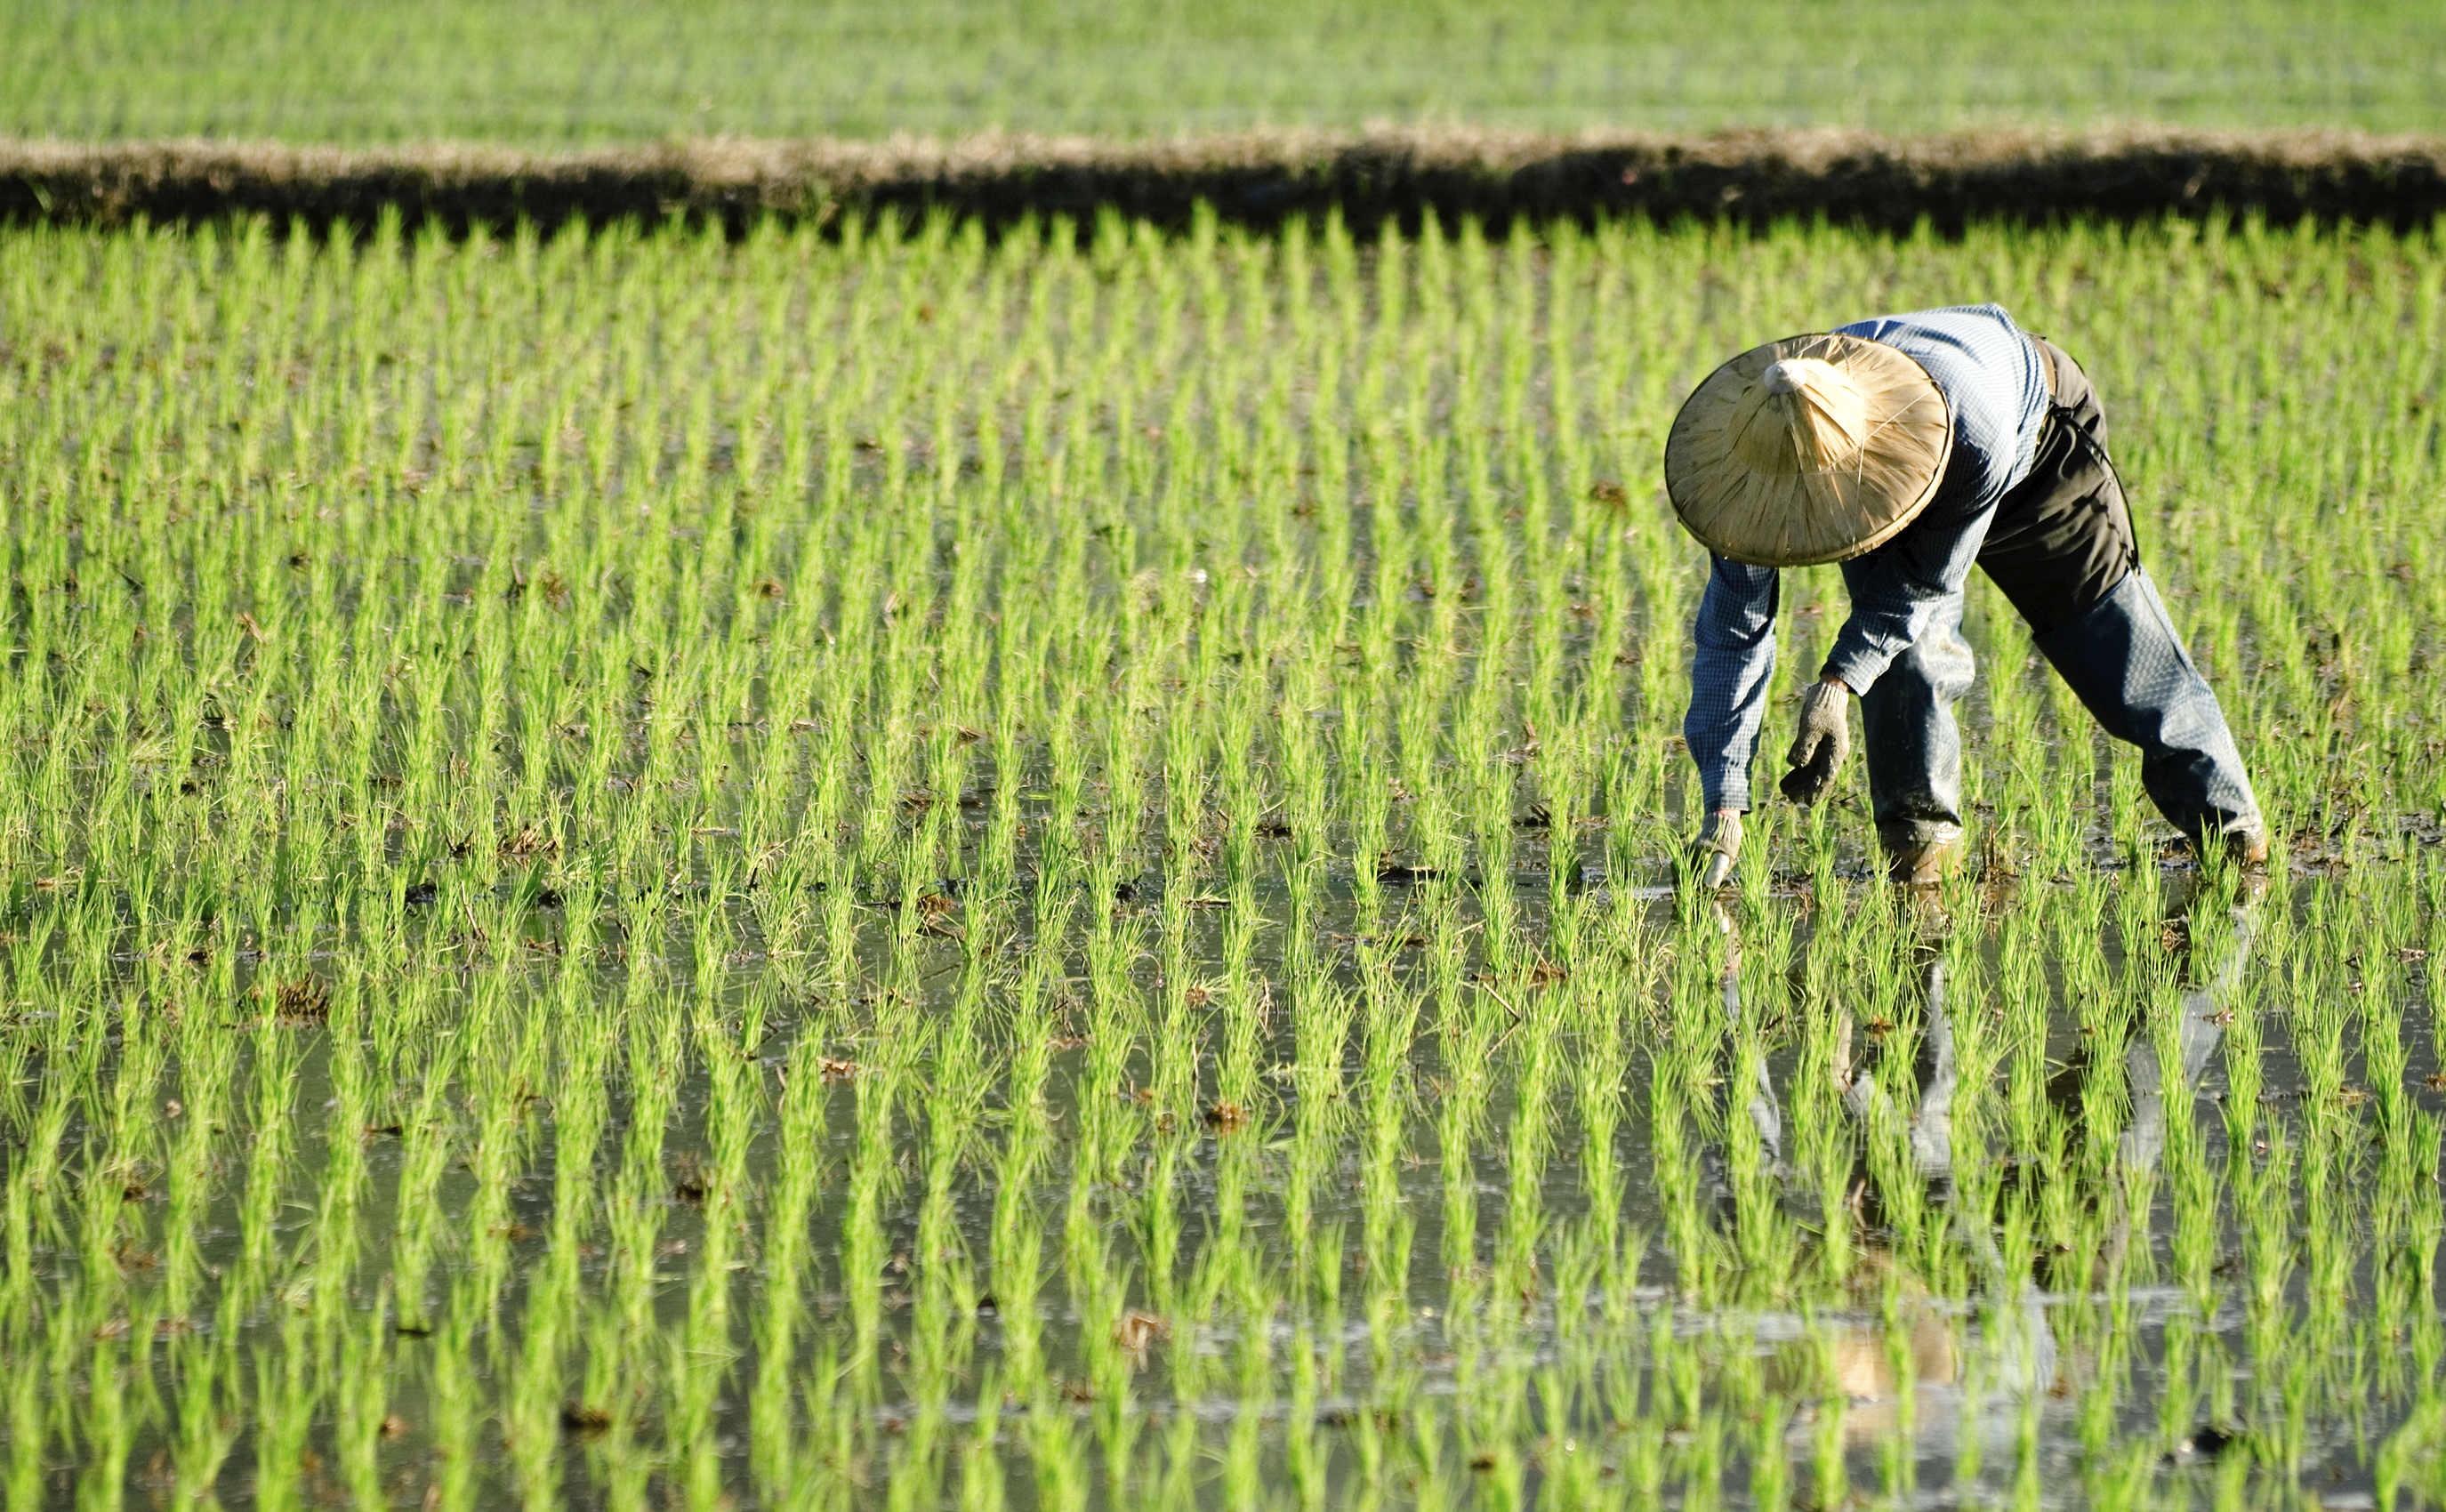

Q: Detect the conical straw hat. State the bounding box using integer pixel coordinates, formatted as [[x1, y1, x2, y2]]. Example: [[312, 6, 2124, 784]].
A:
[[1663, 333, 1953, 567]]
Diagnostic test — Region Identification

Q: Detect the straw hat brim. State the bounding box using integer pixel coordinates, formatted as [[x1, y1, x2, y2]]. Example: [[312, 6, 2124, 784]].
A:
[[1663, 333, 1953, 568]]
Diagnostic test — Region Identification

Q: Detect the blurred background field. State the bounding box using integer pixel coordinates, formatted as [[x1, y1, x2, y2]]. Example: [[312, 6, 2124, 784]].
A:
[[9, 0, 2446, 146]]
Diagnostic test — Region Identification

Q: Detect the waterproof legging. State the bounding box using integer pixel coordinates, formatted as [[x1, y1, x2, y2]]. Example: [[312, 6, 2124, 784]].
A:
[[1848, 338, 2263, 854]]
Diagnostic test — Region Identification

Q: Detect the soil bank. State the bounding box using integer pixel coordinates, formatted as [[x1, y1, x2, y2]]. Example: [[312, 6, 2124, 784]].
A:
[[7, 128, 2446, 239]]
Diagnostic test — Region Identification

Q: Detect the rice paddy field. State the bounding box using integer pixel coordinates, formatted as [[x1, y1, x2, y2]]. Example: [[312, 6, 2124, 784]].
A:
[[3, 207, 2445, 1510], [11, 0, 2446, 142]]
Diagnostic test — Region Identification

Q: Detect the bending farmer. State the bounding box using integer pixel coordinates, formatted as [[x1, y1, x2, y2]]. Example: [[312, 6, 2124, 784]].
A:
[[1665, 303, 2265, 886]]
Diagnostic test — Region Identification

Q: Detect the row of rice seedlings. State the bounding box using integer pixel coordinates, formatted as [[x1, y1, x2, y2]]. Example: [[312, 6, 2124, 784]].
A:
[[0, 209, 2441, 1501]]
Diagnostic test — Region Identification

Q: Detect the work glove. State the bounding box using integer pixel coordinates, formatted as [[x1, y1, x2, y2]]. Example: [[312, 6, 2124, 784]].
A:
[[1686, 809, 1742, 890], [1779, 680, 1850, 806]]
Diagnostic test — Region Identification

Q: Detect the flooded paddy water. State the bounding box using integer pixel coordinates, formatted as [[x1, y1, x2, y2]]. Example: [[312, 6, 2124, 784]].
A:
[[2, 212, 2443, 1508]]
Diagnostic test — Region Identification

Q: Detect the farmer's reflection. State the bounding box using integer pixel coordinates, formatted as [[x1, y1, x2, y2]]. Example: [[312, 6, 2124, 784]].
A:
[[2081, 877, 2259, 1275], [1707, 909, 2027, 1447], [1705, 881, 2257, 1450], [2019, 881, 2256, 1422]]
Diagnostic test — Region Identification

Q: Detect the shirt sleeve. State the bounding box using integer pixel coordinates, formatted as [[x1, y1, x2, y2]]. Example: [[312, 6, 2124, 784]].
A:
[[1683, 556, 1780, 812], [1819, 306, 2047, 692], [1821, 502, 1993, 693]]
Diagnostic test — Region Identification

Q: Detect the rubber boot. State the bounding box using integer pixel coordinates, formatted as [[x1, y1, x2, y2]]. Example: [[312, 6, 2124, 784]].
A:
[[2218, 825, 2271, 872], [1880, 825, 1966, 889]]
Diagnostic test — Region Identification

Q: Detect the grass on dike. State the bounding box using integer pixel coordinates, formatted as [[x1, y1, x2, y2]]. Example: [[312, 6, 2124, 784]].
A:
[[0, 207, 2442, 1508]]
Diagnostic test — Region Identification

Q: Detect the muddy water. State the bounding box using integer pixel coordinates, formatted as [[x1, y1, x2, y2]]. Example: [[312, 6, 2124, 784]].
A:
[[7, 847, 2437, 1512]]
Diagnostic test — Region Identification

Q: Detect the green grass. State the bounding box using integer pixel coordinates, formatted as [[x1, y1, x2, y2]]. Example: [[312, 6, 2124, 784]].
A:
[[6, 0, 2446, 144], [0, 209, 2443, 1506]]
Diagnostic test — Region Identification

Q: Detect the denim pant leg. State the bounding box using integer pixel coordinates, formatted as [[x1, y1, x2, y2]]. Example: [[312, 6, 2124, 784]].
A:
[[2032, 567, 2262, 841], [1857, 589, 1976, 850]]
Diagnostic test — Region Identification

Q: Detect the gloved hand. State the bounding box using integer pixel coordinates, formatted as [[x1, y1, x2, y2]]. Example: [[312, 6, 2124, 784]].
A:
[[1780, 679, 1851, 805], [1686, 808, 1742, 889]]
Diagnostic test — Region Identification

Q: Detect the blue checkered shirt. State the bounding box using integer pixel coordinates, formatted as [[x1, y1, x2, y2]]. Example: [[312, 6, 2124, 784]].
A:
[[1682, 303, 2051, 811]]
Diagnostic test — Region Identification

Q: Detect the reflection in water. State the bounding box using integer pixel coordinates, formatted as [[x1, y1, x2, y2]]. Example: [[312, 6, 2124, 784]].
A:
[[2120, 892, 2255, 1177], [1710, 878, 2259, 1460]]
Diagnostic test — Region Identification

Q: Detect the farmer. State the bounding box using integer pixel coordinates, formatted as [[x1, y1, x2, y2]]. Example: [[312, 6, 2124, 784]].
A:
[[1664, 303, 2266, 887]]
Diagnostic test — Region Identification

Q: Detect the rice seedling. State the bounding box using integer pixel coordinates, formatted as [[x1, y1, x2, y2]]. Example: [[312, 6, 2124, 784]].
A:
[[0, 206, 2440, 1508]]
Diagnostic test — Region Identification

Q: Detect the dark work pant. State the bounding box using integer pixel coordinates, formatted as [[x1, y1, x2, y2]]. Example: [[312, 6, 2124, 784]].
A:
[[1860, 338, 2263, 851]]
